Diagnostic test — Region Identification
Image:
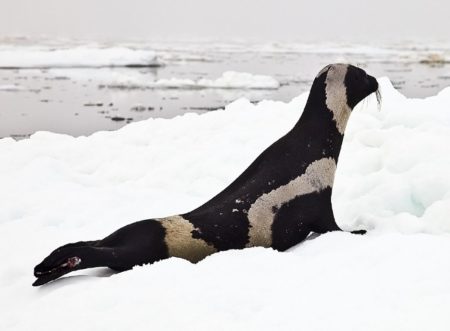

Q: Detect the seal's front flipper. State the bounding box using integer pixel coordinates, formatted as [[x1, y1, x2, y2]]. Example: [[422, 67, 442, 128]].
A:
[[309, 189, 367, 235], [312, 213, 367, 236], [311, 217, 341, 234], [309, 189, 342, 234]]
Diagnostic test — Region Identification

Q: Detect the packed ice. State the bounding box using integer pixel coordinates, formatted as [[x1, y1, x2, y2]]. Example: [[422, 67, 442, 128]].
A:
[[0, 46, 160, 68], [155, 71, 280, 89], [51, 69, 281, 90]]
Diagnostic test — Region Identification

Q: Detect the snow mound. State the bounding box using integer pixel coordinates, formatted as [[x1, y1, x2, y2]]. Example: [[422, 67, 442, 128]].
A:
[[335, 78, 450, 234], [1, 79, 450, 330], [0, 46, 160, 68]]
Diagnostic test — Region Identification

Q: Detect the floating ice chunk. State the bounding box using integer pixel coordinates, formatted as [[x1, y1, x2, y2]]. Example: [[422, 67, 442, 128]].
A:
[[0, 84, 24, 91], [153, 78, 198, 89], [196, 71, 280, 89], [420, 53, 449, 65], [0, 46, 161, 68], [92, 71, 280, 90]]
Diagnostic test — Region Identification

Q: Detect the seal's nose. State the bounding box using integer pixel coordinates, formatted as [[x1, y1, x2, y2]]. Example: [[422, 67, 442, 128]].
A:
[[368, 76, 378, 92]]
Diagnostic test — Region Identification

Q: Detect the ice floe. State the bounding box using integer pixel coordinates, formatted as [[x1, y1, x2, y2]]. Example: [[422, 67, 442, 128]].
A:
[[0, 46, 160, 68]]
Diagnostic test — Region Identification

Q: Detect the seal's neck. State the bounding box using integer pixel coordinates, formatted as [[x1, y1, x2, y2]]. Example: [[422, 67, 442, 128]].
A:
[[291, 82, 352, 164]]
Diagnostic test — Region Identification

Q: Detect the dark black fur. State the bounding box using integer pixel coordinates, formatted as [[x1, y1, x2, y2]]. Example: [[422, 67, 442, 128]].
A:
[[33, 64, 379, 286]]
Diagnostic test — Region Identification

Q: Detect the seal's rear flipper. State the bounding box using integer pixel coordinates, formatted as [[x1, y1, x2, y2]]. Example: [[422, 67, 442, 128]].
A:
[[33, 243, 119, 286], [33, 260, 77, 286]]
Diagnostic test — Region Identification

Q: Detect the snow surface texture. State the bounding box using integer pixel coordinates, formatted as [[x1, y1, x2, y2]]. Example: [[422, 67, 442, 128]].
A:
[[1, 78, 450, 330], [0, 46, 159, 68]]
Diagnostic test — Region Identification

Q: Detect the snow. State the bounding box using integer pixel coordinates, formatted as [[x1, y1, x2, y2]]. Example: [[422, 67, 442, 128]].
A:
[[1, 78, 450, 330], [0, 46, 160, 68]]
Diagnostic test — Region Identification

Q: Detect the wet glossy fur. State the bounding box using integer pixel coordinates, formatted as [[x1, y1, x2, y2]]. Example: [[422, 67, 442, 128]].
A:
[[33, 64, 379, 286]]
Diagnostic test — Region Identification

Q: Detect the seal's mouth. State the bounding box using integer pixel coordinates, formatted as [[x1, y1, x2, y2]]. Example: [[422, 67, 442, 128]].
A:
[[33, 256, 81, 286]]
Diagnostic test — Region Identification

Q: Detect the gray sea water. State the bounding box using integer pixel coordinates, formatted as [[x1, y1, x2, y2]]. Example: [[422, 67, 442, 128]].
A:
[[1, 39, 449, 139]]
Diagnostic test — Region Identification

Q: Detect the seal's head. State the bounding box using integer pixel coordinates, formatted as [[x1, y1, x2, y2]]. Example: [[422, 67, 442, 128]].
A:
[[316, 63, 379, 108], [308, 63, 380, 134]]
